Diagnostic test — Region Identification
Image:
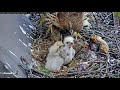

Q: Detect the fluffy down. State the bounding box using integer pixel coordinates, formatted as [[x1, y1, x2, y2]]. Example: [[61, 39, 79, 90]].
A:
[[45, 41, 64, 71], [60, 36, 75, 65], [45, 56, 64, 71], [59, 46, 75, 65]]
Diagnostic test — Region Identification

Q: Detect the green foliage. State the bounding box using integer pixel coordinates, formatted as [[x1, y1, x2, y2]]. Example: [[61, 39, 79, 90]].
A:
[[113, 12, 120, 17], [39, 64, 53, 76]]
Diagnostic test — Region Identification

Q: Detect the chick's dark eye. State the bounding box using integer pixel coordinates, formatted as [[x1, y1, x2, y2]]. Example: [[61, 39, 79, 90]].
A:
[[66, 42, 69, 44]]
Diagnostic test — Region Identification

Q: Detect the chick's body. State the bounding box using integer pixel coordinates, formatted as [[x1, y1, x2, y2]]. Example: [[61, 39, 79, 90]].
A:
[[45, 56, 64, 71], [45, 41, 64, 71], [59, 46, 75, 65], [59, 36, 75, 65]]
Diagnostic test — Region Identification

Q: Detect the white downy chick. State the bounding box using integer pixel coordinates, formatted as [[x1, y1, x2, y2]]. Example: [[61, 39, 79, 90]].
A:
[[59, 36, 75, 65], [45, 41, 64, 72]]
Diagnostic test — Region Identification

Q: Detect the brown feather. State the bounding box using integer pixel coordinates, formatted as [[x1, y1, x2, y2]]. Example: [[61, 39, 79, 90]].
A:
[[57, 12, 84, 32]]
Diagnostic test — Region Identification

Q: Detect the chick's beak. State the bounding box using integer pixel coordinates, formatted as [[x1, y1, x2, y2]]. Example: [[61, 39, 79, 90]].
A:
[[69, 43, 74, 48]]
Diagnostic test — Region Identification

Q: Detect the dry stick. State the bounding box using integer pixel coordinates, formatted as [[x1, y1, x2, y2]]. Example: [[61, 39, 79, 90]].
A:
[[103, 13, 113, 23], [79, 62, 108, 77], [105, 62, 110, 77]]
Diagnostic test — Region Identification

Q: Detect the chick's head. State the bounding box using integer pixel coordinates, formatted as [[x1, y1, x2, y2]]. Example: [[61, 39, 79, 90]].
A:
[[64, 36, 74, 48]]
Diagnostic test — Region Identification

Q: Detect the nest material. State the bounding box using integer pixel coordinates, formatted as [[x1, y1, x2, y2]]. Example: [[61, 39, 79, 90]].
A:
[[32, 39, 54, 64]]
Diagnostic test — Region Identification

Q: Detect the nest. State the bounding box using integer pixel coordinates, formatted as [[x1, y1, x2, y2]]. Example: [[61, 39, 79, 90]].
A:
[[31, 33, 92, 77], [29, 12, 120, 78]]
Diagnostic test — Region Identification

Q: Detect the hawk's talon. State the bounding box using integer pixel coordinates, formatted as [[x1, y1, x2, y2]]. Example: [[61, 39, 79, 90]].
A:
[[72, 32, 82, 40]]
